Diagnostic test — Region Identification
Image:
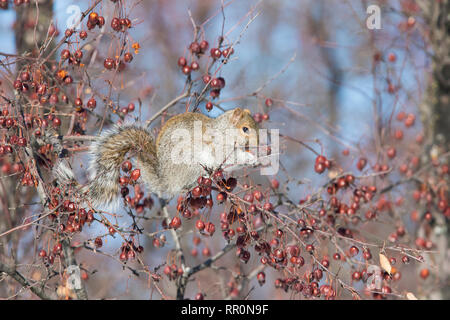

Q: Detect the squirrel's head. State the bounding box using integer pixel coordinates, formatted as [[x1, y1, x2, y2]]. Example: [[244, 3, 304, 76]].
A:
[[215, 107, 259, 166], [221, 107, 259, 144]]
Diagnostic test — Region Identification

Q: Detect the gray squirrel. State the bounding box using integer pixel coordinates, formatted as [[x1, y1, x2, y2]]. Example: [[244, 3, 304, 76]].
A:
[[55, 108, 259, 206]]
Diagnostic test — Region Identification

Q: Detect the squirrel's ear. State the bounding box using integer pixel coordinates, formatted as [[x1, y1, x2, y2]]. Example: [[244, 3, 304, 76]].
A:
[[230, 108, 243, 125], [243, 108, 251, 115]]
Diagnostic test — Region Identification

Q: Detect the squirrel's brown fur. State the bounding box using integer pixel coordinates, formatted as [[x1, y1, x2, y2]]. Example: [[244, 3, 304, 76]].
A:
[[56, 108, 259, 207]]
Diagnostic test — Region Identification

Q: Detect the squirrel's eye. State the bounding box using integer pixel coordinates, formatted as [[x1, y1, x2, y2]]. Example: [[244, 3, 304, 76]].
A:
[[242, 126, 249, 133]]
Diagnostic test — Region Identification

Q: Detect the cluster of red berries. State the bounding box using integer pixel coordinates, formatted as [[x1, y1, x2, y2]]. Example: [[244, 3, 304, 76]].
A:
[[12, 69, 77, 119], [220, 207, 250, 242], [177, 39, 235, 110], [152, 234, 167, 248], [184, 176, 217, 210], [203, 75, 226, 99], [0, 108, 17, 128], [0, 0, 30, 9], [104, 57, 126, 71], [243, 188, 274, 213], [0, 144, 14, 155], [110, 16, 131, 32], [119, 161, 153, 213], [168, 176, 223, 231], [60, 48, 84, 67], [314, 155, 332, 174], [20, 169, 37, 186], [396, 111, 416, 127], [252, 112, 270, 124], [327, 178, 378, 219], [103, 52, 134, 71], [274, 276, 336, 299], [0, 161, 23, 176], [87, 12, 105, 30], [163, 263, 183, 281], [195, 218, 216, 236], [47, 187, 95, 234], [38, 242, 63, 266], [118, 102, 135, 115], [119, 240, 143, 262], [61, 207, 93, 234], [189, 236, 212, 257]]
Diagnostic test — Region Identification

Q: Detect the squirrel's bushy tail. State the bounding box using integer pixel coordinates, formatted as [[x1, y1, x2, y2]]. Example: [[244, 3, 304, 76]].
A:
[[85, 125, 158, 207]]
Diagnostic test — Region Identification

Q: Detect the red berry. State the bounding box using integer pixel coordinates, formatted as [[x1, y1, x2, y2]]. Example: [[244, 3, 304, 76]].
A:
[[352, 271, 361, 281], [349, 246, 359, 256], [189, 42, 201, 54], [192, 186, 202, 198], [205, 222, 215, 235], [122, 160, 132, 172], [182, 65, 191, 75], [387, 147, 396, 158], [210, 48, 221, 59], [52, 117, 61, 127], [74, 49, 83, 60], [253, 190, 263, 201], [119, 251, 127, 261], [314, 162, 325, 174], [202, 74, 211, 84], [61, 49, 70, 60], [388, 53, 396, 62], [94, 237, 103, 248], [271, 179, 279, 189], [202, 247, 211, 257], [124, 52, 133, 63], [216, 192, 226, 202], [88, 12, 99, 24], [74, 97, 83, 107], [257, 271, 266, 286], [191, 61, 199, 71], [404, 114, 415, 127], [65, 28, 73, 37], [199, 40, 209, 52], [195, 293, 204, 300], [87, 98, 97, 109], [394, 129, 404, 140], [420, 268, 430, 279], [357, 157, 367, 171], [177, 57, 187, 67], [170, 216, 181, 229], [130, 169, 140, 181], [196, 220, 205, 231], [104, 58, 115, 70], [97, 16, 105, 27]]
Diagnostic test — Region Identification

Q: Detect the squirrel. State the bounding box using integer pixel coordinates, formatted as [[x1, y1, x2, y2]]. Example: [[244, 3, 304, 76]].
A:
[[55, 107, 259, 207]]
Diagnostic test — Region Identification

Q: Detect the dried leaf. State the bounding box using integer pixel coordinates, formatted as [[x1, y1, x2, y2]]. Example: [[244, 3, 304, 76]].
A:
[[379, 253, 392, 274], [406, 292, 418, 300]]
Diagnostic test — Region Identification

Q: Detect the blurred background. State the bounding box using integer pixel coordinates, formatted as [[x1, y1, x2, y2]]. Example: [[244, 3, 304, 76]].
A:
[[0, 0, 447, 300]]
